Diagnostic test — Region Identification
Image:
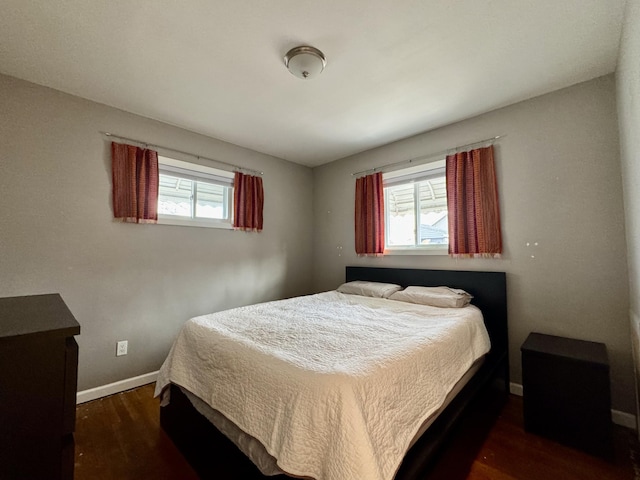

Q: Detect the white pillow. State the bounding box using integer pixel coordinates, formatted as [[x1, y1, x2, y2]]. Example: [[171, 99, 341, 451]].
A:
[[388, 286, 473, 308], [337, 281, 402, 299]]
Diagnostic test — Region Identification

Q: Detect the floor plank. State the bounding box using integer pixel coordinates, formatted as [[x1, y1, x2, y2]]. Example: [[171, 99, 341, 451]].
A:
[[464, 394, 633, 480], [75, 384, 199, 480], [75, 384, 634, 479]]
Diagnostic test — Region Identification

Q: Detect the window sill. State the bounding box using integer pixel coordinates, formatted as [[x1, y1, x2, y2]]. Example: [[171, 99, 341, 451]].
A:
[[157, 216, 233, 230], [384, 247, 449, 256]]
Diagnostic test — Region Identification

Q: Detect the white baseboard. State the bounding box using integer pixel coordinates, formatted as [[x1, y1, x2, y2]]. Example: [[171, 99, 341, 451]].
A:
[[509, 382, 637, 430], [76, 371, 158, 404], [509, 382, 523, 396], [613, 409, 638, 429]]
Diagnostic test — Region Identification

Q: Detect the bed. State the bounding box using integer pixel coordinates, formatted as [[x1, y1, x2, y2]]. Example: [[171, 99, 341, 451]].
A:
[[157, 267, 509, 480]]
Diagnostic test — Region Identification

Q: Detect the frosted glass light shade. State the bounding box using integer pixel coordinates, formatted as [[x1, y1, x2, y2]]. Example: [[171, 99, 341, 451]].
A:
[[284, 46, 326, 80]]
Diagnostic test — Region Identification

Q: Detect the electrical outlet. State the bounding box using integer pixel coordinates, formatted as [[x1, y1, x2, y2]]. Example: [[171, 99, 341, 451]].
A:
[[116, 340, 128, 356]]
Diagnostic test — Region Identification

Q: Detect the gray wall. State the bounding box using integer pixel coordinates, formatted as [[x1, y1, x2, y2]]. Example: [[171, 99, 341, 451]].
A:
[[617, 0, 640, 422], [0, 74, 315, 391], [1, 66, 634, 415], [313, 75, 633, 413]]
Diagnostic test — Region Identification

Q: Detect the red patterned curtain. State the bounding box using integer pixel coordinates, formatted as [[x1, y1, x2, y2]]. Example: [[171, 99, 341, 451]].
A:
[[355, 172, 385, 255], [111, 142, 159, 223], [233, 172, 264, 232], [446, 145, 502, 257]]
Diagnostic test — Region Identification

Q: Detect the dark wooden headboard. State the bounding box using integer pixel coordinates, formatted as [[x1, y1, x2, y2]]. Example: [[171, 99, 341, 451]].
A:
[[345, 267, 508, 363]]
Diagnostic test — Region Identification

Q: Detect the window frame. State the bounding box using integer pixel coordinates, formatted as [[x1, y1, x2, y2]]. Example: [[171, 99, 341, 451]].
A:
[[157, 156, 234, 230], [383, 160, 449, 255]]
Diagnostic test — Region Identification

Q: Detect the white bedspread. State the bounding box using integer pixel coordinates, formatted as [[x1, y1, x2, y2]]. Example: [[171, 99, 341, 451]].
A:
[[155, 291, 490, 480]]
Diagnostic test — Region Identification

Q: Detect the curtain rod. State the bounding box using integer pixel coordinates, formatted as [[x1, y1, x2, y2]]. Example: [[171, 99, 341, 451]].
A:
[[351, 135, 504, 177], [101, 132, 264, 176]]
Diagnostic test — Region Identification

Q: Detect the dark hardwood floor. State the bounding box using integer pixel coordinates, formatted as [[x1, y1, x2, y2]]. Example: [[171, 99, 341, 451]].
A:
[[75, 384, 199, 480], [75, 383, 635, 480]]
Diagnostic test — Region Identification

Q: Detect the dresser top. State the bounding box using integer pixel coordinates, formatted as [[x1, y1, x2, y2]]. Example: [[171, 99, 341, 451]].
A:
[[0, 294, 80, 339], [521, 332, 608, 366]]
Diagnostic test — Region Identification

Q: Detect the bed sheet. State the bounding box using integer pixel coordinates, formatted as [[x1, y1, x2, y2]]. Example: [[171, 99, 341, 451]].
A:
[[176, 355, 484, 477]]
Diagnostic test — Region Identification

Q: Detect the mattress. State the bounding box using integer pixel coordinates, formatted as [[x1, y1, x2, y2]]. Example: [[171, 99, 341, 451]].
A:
[[155, 291, 490, 480]]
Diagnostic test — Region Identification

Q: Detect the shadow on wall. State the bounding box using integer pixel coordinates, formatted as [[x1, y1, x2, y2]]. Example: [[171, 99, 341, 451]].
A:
[[221, 252, 289, 309]]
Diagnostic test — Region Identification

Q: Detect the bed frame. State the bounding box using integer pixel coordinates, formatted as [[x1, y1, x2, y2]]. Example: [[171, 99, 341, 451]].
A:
[[160, 267, 509, 479]]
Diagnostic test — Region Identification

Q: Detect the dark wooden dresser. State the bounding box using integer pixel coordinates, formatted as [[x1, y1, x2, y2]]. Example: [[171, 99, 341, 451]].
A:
[[521, 332, 612, 459], [0, 294, 81, 480]]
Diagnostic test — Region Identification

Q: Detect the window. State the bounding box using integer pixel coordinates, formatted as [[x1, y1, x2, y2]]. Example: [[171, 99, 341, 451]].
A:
[[157, 156, 234, 229], [383, 160, 448, 253]]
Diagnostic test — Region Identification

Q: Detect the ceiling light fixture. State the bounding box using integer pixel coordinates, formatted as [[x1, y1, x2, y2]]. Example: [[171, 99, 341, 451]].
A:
[[284, 46, 326, 80]]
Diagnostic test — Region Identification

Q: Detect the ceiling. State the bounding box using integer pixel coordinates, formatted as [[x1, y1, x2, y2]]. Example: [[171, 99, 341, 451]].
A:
[[0, 0, 626, 167]]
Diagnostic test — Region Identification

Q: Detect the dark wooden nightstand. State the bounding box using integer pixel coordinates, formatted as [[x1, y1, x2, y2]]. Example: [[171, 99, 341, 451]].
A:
[[521, 332, 613, 459], [0, 294, 81, 479]]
